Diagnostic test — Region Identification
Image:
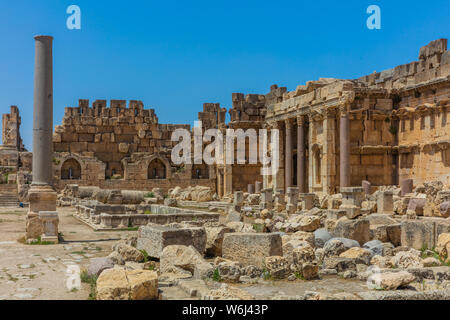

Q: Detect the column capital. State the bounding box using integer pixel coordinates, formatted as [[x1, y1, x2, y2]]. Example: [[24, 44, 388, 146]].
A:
[[339, 103, 350, 116], [285, 118, 293, 129], [297, 115, 305, 126]]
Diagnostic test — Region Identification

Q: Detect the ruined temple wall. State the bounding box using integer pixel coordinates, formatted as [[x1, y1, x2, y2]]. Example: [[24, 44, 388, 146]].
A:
[[53, 99, 190, 178], [356, 39, 449, 90]]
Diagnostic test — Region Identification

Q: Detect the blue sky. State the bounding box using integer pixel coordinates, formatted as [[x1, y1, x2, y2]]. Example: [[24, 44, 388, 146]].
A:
[[0, 0, 449, 150]]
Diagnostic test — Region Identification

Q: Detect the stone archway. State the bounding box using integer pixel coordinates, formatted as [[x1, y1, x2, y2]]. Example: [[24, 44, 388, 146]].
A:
[[148, 158, 166, 179], [61, 158, 81, 180]]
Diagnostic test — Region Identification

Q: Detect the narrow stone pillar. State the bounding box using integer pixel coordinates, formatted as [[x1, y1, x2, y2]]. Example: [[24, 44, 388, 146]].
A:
[[339, 108, 350, 188], [255, 181, 262, 194], [377, 191, 394, 214], [297, 116, 305, 193], [260, 188, 273, 210], [285, 119, 293, 190], [362, 180, 371, 196], [400, 179, 413, 196], [33, 36, 54, 185], [286, 187, 299, 214], [26, 36, 58, 241], [247, 184, 254, 194], [274, 189, 285, 212]]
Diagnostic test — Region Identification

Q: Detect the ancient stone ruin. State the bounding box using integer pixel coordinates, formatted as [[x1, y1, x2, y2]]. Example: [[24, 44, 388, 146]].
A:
[[0, 38, 450, 300]]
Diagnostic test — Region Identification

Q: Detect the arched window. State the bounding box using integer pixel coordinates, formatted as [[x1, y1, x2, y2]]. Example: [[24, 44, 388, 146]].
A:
[[148, 158, 166, 179], [61, 158, 81, 180]]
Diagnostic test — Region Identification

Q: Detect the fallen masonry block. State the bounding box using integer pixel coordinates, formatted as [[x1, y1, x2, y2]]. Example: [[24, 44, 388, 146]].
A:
[[160, 245, 214, 279], [400, 219, 450, 250], [377, 191, 394, 214], [222, 233, 282, 268], [96, 269, 158, 300], [137, 224, 206, 258], [332, 217, 370, 246]]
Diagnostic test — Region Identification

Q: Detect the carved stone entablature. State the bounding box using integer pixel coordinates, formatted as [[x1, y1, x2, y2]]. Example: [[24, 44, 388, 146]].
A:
[[421, 140, 450, 152], [354, 145, 394, 155], [398, 144, 420, 154]]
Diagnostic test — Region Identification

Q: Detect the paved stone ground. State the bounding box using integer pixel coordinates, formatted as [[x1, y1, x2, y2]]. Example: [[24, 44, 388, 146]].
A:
[[0, 207, 132, 300]]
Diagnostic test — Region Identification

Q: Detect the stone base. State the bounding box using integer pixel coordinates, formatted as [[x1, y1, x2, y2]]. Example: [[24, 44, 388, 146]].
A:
[[40, 235, 58, 244], [26, 184, 57, 240]]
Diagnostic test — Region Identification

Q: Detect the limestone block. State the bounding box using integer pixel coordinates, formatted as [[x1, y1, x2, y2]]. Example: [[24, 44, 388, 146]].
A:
[[205, 226, 234, 257], [332, 217, 370, 246], [160, 245, 213, 279], [401, 220, 435, 250], [222, 233, 282, 267], [137, 224, 206, 258], [377, 191, 393, 214], [96, 269, 158, 300]]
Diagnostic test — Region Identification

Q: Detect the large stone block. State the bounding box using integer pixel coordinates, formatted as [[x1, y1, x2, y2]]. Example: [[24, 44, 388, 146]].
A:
[[222, 233, 282, 267], [137, 224, 206, 258], [401, 220, 435, 250], [205, 226, 234, 257], [331, 217, 370, 246]]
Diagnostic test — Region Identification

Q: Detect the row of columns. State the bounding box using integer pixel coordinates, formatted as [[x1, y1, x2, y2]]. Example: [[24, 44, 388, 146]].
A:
[[281, 106, 350, 192]]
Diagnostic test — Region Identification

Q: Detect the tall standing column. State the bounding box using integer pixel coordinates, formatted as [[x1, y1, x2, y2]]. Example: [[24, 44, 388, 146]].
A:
[[26, 35, 58, 242], [339, 106, 350, 188], [285, 119, 293, 190], [33, 36, 54, 185], [297, 115, 305, 193]]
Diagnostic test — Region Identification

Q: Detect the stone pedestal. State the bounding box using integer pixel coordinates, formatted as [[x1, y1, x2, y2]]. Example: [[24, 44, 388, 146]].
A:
[[39, 211, 59, 243], [232, 191, 244, 212], [26, 184, 57, 239], [377, 191, 394, 214], [255, 181, 262, 194], [260, 188, 273, 210], [299, 193, 315, 211], [400, 179, 413, 196], [286, 187, 299, 214], [362, 180, 371, 196], [274, 189, 285, 212], [339, 187, 364, 219]]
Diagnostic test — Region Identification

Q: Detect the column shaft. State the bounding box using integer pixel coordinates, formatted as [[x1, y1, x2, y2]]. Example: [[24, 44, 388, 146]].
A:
[[285, 120, 293, 190], [32, 36, 54, 185], [340, 112, 350, 188], [297, 117, 305, 193]]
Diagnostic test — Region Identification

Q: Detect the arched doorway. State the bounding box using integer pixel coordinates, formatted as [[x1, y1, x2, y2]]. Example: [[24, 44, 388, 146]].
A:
[[148, 158, 166, 179], [61, 158, 82, 180]]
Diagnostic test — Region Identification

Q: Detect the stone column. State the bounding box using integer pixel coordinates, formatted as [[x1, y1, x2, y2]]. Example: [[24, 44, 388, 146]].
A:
[[247, 184, 254, 194], [33, 36, 54, 185], [26, 36, 57, 242], [285, 119, 293, 190], [297, 116, 305, 193], [339, 106, 350, 188]]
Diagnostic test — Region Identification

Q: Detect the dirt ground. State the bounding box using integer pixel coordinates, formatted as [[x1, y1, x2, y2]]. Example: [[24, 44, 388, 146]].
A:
[[0, 206, 133, 300]]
